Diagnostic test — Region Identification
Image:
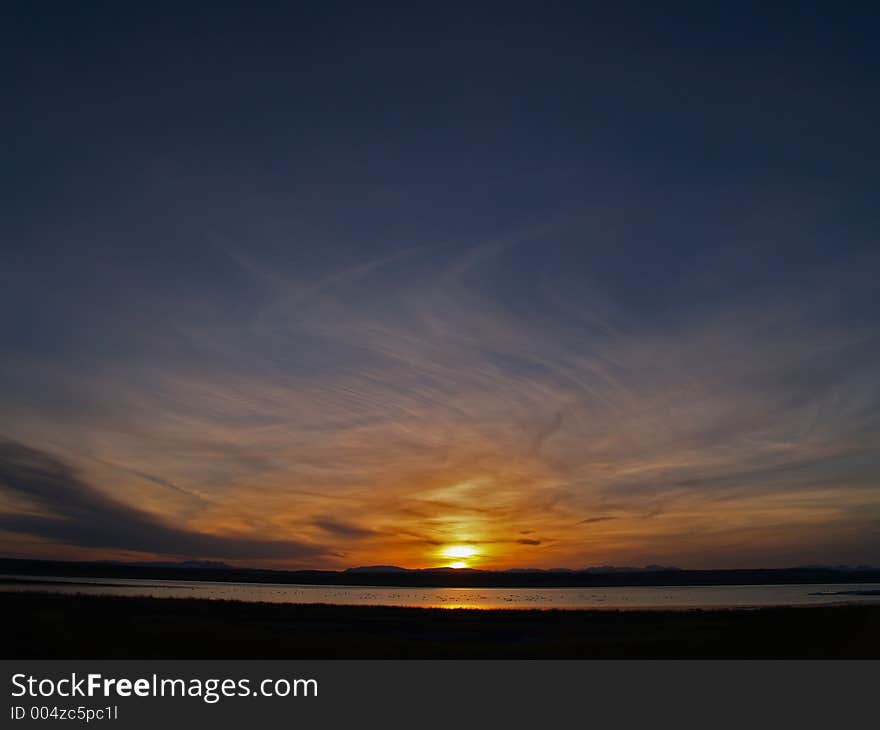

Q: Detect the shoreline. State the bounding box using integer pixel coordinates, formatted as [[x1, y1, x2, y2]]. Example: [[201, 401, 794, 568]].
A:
[[4, 585, 880, 613], [3, 575, 880, 612], [7, 591, 880, 659]]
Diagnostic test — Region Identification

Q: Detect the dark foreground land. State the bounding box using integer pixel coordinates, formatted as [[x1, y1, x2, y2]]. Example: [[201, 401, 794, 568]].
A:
[[5, 592, 880, 658]]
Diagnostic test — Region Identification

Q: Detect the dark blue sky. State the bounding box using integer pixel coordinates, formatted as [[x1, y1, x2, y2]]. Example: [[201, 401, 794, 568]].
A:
[[1, 2, 878, 568]]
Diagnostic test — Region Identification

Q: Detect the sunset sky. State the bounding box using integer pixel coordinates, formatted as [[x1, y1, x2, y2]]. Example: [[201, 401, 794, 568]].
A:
[[2, 3, 879, 570]]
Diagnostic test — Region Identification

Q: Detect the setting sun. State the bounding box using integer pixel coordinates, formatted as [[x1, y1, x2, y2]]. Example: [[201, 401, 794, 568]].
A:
[[442, 545, 476, 559], [440, 545, 478, 569]]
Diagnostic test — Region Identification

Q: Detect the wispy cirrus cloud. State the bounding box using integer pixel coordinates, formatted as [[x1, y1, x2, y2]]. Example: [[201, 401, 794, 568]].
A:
[[0, 441, 331, 562], [0, 238, 878, 568]]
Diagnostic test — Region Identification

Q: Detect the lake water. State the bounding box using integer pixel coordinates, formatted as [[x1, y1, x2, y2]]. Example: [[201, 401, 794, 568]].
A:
[[2, 574, 879, 609]]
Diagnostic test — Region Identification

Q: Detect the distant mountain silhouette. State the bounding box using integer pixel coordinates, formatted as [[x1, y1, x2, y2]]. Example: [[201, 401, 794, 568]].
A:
[[422, 566, 479, 572], [348, 564, 684, 574], [2, 558, 877, 589], [348, 565, 481, 573], [345, 565, 409, 573], [121, 561, 687, 574]]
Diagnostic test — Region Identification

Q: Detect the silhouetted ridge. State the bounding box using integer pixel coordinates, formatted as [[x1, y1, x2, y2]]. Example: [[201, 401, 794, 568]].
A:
[[1, 558, 877, 588]]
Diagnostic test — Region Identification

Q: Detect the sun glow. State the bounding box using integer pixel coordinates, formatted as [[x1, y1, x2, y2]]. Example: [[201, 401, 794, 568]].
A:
[[440, 544, 478, 568], [442, 545, 476, 559]]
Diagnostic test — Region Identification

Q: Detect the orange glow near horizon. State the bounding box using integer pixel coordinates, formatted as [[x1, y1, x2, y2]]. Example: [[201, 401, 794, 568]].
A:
[[440, 545, 478, 569], [442, 545, 477, 559]]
